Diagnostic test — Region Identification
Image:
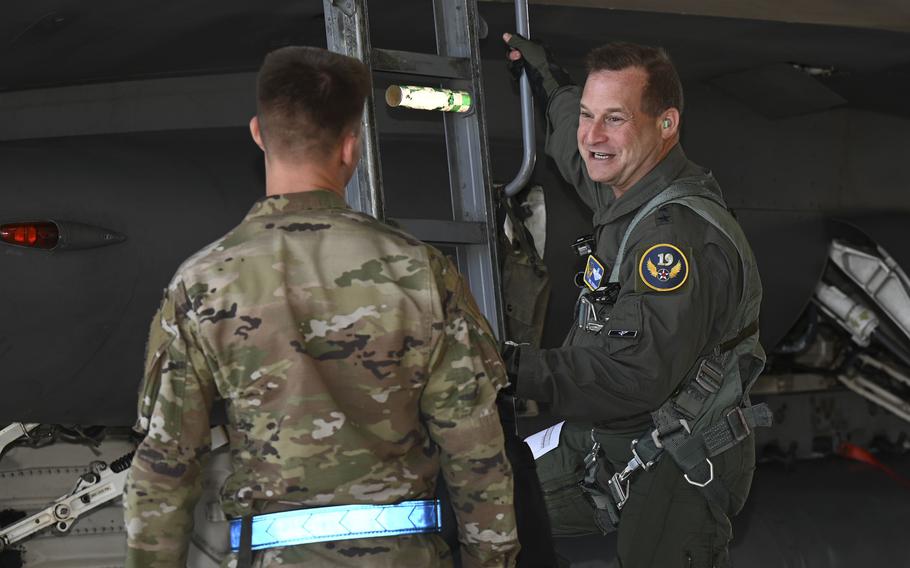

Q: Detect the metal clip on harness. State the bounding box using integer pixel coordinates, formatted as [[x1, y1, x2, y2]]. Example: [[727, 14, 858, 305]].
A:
[[579, 428, 668, 531], [579, 430, 620, 531]]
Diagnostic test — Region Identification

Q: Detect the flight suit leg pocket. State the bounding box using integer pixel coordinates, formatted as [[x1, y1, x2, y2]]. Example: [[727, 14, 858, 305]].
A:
[[541, 468, 598, 537], [719, 433, 756, 516], [682, 538, 730, 568], [536, 424, 600, 537]]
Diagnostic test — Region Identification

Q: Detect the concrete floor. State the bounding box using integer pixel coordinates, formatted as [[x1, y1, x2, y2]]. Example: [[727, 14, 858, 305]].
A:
[[548, 454, 910, 567]]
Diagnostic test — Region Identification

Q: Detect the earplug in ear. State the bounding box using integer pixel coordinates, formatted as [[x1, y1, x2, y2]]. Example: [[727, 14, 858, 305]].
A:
[[662, 118, 672, 129]]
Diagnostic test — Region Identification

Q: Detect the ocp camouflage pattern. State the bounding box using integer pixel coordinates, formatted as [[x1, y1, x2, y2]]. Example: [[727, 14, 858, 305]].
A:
[[124, 190, 519, 567]]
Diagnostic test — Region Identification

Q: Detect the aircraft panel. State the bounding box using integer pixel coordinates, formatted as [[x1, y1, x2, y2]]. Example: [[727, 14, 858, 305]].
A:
[[0, 130, 262, 425]]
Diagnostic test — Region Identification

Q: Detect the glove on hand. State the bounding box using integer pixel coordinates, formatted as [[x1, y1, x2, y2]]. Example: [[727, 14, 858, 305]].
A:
[[504, 33, 575, 104], [500, 341, 522, 394]]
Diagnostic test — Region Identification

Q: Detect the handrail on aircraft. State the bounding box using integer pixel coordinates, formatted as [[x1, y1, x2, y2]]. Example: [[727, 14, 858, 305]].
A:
[[503, 0, 537, 197]]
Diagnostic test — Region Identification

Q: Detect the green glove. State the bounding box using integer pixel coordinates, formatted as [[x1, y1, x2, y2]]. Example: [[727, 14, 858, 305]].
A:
[[505, 33, 575, 103]]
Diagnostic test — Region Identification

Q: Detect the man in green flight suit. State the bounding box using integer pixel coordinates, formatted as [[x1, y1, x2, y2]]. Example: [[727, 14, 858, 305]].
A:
[[502, 35, 768, 568], [123, 46, 519, 567]]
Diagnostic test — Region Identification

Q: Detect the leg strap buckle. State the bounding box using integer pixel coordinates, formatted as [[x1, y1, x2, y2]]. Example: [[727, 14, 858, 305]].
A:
[[630, 438, 657, 471], [606, 471, 631, 511], [725, 406, 752, 442], [694, 359, 723, 393], [651, 418, 690, 449]]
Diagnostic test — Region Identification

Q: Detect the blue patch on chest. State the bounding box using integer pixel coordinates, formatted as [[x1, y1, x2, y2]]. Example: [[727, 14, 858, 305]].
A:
[[583, 255, 606, 291]]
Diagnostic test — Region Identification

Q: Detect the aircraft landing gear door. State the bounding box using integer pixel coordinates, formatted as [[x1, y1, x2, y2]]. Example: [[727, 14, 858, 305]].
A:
[[323, 0, 505, 338]]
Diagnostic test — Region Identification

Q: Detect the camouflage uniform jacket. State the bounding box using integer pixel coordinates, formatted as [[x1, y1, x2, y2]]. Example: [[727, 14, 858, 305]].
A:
[[124, 189, 519, 567]]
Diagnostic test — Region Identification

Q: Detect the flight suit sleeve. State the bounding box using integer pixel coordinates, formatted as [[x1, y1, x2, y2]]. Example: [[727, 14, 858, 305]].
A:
[[421, 251, 520, 568], [123, 281, 216, 567], [544, 85, 603, 211], [516, 211, 740, 422]]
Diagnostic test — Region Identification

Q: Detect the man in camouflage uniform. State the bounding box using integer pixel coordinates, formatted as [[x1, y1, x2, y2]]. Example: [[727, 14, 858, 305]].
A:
[[124, 46, 519, 568], [503, 35, 764, 568]]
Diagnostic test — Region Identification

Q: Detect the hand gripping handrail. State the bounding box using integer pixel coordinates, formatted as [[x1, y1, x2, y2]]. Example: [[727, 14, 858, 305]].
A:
[[503, 0, 536, 197]]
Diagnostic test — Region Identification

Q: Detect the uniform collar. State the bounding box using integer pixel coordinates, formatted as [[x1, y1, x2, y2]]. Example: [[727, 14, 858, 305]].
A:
[[245, 189, 349, 220], [593, 144, 689, 226]]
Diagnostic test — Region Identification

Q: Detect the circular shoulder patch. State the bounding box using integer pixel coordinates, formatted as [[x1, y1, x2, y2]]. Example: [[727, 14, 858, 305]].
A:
[[639, 243, 689, 292]]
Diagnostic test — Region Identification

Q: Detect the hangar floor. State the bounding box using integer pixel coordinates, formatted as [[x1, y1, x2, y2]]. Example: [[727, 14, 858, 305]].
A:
[[551, 454, 910, 567]]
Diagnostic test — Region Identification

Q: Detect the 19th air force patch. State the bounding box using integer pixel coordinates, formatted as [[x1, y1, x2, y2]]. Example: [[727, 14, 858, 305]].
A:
[[639, 243, 688, 292]]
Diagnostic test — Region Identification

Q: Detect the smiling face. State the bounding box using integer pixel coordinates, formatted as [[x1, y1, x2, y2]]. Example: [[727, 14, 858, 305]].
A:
[[577, 67, 678, 197]]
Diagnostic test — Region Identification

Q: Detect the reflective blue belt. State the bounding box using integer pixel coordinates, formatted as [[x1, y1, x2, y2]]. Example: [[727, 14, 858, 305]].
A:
[[229, 499, 442, 551]]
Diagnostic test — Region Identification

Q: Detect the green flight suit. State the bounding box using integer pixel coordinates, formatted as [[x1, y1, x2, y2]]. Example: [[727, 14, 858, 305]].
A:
[[516, 86, 758, 567]]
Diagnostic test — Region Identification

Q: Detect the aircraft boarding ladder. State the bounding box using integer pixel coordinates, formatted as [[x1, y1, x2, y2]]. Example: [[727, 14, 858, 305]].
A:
[[323, 0, 535, 338]]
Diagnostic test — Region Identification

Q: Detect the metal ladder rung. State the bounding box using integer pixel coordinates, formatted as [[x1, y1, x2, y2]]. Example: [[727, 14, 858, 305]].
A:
[[391, 219, 486, 245], [324, 0, 504, 337], [372, 48, 470, 79]]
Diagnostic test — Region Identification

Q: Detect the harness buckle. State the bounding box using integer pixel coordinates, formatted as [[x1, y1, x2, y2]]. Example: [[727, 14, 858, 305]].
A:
[[583, 429, 602, 469], [683, 458, 714, 488], [585, 322, 605, 333], [650, 418, 690, 449], [694, 359, 722, 393], [725, 407, 751, 442], [607, 471, 631, 510], [630, 439, 655, 471]]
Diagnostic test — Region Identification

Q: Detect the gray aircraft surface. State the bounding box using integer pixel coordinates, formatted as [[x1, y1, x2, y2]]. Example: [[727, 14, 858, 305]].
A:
[[1, 0, 909, 566]]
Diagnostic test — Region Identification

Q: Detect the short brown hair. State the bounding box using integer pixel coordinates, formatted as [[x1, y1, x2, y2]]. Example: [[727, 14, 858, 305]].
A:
[[256, 46, 371, 159], [585, 42, 683, 117]]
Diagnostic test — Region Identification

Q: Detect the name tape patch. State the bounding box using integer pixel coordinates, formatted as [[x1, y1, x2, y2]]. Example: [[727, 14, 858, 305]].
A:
[[607, 329, 639, 338]]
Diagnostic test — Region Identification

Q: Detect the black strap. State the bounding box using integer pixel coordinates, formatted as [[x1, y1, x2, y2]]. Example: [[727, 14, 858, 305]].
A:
[[237, 514, 253, 568], [701, 403, 773, 455], [662, 404, 773, 471], [582, 402, 772, 527], [583, 317, 765, 526], [670, 358, 722, 420], [717, 319, 759, 354], [664, 403, 772, 512]]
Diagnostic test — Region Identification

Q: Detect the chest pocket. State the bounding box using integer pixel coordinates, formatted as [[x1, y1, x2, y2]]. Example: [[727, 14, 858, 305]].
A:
[[603, 295, 642, 355]]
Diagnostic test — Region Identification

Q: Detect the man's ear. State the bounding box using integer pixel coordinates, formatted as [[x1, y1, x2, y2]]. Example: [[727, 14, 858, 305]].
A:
[[250, 116, 265, 151], [659, 108, 681, 139], [340, 129, 361, 168]]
